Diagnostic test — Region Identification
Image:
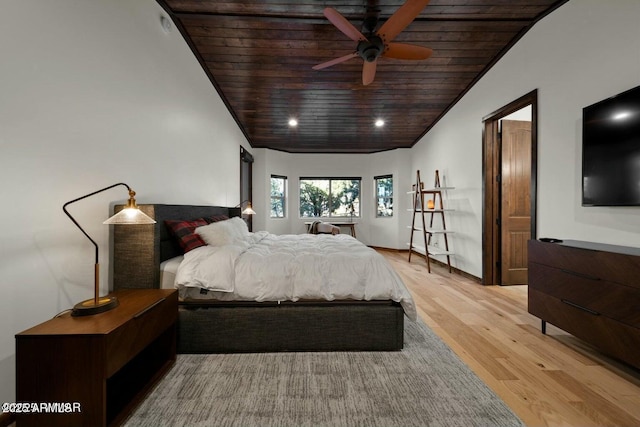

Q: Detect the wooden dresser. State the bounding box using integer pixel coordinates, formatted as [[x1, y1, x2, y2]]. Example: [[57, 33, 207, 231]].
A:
[[15, 289, 177, 427], [528, 239, 640, 369]]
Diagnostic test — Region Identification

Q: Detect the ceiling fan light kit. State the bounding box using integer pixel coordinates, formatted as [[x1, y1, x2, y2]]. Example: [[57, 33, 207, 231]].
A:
[[313, 0, 432, 85], [357, 36, 385, 62]]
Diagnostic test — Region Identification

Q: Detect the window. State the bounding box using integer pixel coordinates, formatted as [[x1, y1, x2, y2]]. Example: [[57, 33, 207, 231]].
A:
[[299, 177, 361, 218], [375, 175, 393, 217], [270, 175, 287, 218]]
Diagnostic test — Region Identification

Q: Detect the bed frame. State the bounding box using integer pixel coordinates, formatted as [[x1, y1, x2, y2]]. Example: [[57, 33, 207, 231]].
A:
[[112, 204, 404, 353]]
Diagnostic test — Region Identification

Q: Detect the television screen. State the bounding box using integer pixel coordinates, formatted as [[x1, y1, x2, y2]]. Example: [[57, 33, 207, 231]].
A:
[[582, 85, 640, 206]]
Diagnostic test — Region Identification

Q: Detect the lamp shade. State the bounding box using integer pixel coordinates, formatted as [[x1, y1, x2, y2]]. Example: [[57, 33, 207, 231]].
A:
[[104, 207, 155, 224], [242, 202, 256, 216], [104, 189, 155, 224], [236, 200, 256, 215]]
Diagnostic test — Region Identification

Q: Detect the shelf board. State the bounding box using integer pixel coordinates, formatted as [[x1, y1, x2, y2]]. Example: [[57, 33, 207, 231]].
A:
[[407, 243, 454, 256], [406, 208, 455, 213], [422, 187, 455, 192], [407, 187, 455, 194], [407, 226, 455, 234]]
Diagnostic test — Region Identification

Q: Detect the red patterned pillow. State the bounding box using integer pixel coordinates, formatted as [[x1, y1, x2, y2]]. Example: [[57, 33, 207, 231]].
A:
[[164, 218, 209, 253]]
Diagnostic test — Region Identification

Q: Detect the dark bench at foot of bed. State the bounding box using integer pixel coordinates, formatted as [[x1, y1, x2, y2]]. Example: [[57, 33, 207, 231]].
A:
[[178, 301, 404, 353]]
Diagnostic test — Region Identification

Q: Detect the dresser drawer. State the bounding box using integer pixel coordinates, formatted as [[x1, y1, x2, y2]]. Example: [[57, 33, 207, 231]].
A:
[[106, 292, 178, 377], [528, 289, 640, 369], [529, 262, 640, 328], [528, 240, 640, 289]]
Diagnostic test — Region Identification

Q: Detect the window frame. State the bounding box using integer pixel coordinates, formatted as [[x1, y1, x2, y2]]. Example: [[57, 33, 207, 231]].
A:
[[270, 174, 287, 218], [374, 174, 393, 218], [298, 176, 362, 219]]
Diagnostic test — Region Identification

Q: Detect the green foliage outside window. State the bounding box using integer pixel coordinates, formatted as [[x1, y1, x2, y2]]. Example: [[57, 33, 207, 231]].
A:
[[299, 178, 360, 218], [375, 175, 393, 217], [270, 175, 286, 218]]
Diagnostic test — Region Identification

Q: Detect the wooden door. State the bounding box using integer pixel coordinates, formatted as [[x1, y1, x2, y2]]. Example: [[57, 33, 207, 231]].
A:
[[240, 146, 253, 231], [501, 120, 531, 285]]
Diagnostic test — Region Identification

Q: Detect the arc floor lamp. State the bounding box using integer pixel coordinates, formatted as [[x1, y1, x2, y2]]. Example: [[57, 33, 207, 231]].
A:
[[63, 182, 155, 316]]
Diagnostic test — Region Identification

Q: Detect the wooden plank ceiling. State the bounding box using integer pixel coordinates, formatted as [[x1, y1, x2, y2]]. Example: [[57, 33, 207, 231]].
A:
[[158, 0, 567, 153]]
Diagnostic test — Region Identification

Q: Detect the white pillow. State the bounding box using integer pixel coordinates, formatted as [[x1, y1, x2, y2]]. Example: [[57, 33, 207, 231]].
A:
[[195, 217, 249, 246]]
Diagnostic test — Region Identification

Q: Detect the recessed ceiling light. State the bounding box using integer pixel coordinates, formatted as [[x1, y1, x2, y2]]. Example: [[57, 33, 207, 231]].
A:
[[288, 118, 298, 127], [375, 119, 385, 127]]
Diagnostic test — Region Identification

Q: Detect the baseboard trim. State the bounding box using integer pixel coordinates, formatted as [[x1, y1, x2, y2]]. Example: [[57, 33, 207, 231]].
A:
[[399, 250, 482, 283], [0, 411, 15, 427]]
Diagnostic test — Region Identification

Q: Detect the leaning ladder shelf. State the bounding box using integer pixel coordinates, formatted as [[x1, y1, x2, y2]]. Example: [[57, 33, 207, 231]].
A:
[[408, 170, 454, 273]]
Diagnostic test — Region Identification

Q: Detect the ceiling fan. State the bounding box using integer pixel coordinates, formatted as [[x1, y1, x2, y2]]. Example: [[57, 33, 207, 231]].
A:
[[312, 0, 433, 85]]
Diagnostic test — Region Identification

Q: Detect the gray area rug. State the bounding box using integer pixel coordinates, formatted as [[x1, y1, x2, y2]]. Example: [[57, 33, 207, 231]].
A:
[[125, 319, 524, 427]]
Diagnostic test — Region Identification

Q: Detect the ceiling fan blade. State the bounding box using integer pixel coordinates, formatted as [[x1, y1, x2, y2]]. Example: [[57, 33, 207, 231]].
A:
[[377, 0, 430, 42], [384, 43, 433, 60], [312, 52, 359, 70], [323, 7, 368, 42], [362, 60, 377, 86]]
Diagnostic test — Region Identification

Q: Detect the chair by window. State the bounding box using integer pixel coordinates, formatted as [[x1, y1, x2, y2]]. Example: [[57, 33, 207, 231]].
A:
[[308, 220, 340, 235]]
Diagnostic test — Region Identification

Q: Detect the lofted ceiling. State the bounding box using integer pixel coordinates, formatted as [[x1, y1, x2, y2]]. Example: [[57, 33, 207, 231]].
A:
[[157, 0, 567, 153]]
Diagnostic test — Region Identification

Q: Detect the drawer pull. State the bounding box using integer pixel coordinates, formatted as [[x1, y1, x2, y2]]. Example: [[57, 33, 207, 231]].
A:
[[134, 298, 165, 319], [560, 269, 600, 281], [561, 299, 600, 316]]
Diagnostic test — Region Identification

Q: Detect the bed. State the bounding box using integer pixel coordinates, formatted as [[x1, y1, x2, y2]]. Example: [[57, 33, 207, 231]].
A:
[[112, 204, 414, 353]]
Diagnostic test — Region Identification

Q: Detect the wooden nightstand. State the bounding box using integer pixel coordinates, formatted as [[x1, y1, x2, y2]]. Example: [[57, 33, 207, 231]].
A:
[[15, 289, 178, 427]]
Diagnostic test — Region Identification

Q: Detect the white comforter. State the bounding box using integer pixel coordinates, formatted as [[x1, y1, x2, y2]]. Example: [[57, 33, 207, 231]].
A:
[[175, 231, 416, 320]]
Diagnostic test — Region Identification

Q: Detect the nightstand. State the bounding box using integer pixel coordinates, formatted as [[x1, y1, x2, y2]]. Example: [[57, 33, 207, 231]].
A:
[[15, 288, 178, 427]]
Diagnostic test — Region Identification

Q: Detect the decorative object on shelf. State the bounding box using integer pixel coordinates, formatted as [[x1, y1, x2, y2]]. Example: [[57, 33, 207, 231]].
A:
[[408, 170, 455, 273], [63, 183, 155, 316]]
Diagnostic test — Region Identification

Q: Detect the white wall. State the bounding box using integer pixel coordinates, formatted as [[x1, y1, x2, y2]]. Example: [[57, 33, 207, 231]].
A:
[[410, 0, 640, 278], [368, 149, 413, 249], [0, 0, 247, 403], [252, 148, 293, 235]]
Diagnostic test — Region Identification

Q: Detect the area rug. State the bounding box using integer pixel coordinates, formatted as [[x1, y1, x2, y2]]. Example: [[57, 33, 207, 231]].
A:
[[124, 318, 524, 427]]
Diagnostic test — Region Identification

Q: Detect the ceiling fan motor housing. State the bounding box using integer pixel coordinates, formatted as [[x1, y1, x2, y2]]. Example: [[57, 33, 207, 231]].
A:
[[357, 35, 384, 62]]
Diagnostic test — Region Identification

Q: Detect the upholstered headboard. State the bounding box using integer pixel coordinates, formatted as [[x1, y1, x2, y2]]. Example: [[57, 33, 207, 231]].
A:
[[112, 204, 241, 290]]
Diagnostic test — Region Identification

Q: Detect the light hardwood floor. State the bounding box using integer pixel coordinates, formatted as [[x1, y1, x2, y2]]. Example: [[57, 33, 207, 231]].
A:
[[380, 249, 640, 427]]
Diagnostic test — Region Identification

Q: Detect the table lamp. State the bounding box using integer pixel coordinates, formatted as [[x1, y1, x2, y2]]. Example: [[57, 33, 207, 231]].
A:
[[240, 201, 256, 215], [63, 182, 156, 316]]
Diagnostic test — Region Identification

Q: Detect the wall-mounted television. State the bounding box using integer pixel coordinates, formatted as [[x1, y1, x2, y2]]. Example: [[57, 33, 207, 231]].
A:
[[582, 84, 640, 206]]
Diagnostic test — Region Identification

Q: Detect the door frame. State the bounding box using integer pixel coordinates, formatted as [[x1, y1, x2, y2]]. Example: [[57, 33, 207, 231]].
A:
[[481, 90, 538, 285]]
